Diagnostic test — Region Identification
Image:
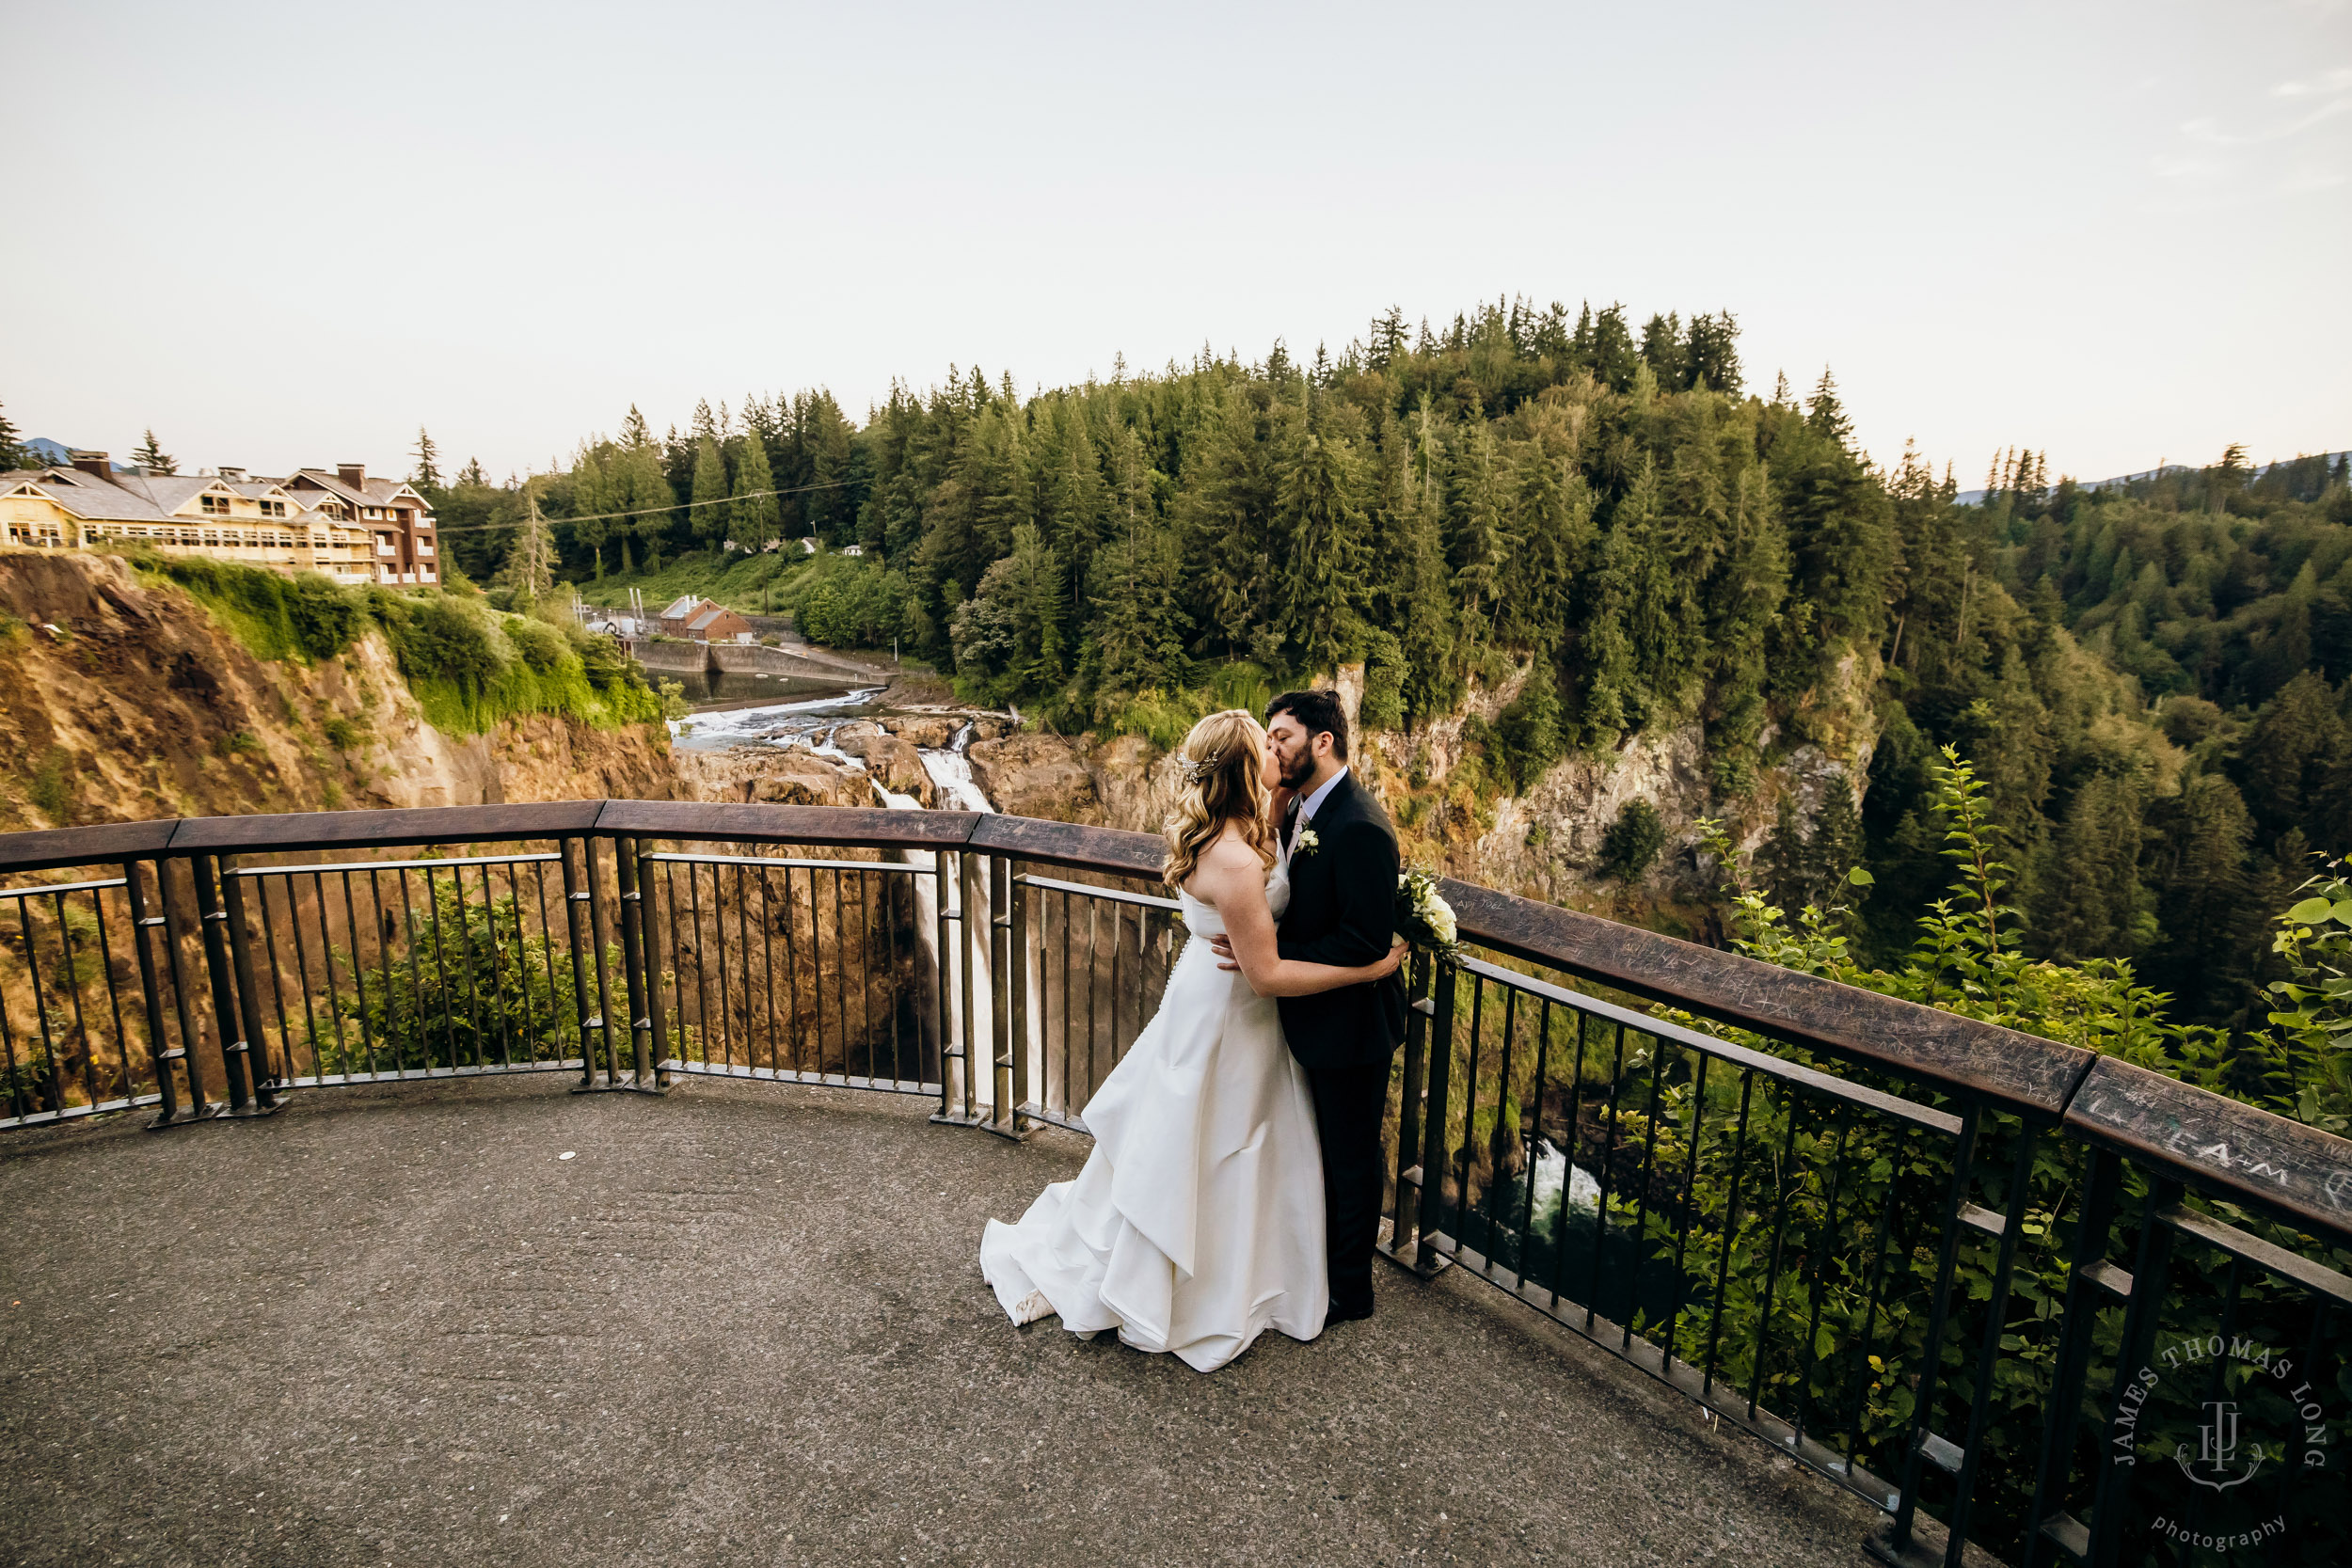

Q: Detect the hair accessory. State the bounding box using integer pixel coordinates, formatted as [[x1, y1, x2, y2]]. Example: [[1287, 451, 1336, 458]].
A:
[[1177, 752, 1217, 784]]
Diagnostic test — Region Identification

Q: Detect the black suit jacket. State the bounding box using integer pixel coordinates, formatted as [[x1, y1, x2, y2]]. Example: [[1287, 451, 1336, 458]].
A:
[[1275, 770, 1408, 1070]]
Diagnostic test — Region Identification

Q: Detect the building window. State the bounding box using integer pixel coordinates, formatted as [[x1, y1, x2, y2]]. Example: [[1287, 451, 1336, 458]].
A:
[[200, 494, 228, 515]]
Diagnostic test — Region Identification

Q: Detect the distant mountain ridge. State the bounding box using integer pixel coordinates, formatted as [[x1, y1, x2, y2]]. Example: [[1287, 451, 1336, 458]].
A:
[[1954, 449, 2349, 506]]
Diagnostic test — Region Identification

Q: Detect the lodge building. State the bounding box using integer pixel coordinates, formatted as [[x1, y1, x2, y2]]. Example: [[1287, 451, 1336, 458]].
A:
[[0, 452, 438, 586]]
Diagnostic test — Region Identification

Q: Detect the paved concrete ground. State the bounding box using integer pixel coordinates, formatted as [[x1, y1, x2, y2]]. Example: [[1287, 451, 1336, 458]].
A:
[[1, 1074, 1884, 1568]]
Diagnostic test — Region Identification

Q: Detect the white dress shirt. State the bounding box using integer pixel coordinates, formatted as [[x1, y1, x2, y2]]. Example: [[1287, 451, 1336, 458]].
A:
[[1282, 767, 1349, 865]]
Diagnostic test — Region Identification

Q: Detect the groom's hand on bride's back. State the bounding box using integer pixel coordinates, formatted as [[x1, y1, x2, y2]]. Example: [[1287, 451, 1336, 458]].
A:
[[1209, 932, 1239, 970]]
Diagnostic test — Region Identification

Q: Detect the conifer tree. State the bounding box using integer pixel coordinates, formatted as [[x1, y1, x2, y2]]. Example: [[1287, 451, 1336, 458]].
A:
[[0, 403, 31, 470], [731, 432, 779, 557], [410, 427, 441, 492], [132, 428, 176, 474], [691, 435, 729, 549]]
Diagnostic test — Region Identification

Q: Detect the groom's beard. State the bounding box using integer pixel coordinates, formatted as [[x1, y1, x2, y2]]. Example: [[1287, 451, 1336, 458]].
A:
[[1279, 752, 1316, 792]]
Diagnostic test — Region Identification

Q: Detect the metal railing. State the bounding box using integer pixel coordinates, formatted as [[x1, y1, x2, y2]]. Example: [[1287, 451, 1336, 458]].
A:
[[0, 800, 2343, 1568]]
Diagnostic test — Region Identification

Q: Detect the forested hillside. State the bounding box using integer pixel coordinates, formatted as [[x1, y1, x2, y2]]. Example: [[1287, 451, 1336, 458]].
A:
[[425, 297, 2352, 1050]]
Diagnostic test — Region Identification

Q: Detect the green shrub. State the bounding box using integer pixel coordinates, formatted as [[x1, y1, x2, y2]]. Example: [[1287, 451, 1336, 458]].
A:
[[26, 747, 71, 823], [321, 715, 367, 751], [1597, 799, 1665, 881], [123, 549, 365, 663]]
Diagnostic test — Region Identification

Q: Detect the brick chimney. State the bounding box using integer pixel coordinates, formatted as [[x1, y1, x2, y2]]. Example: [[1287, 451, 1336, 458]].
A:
[[69, 451, 115, 485], [337, 462, 366, 489]]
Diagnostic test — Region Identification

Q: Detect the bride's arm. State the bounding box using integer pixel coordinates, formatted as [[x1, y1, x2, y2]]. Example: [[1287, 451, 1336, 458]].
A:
[[1194, 842, 1406, 999]]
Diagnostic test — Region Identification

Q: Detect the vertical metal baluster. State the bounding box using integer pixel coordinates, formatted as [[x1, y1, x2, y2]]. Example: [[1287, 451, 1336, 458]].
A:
[[1548, 1009, 1594, 1307], [817, 862, 837, 1078], [1662, 1052, 1711, 1374], [2081, 1179, 2180, 1568], [255, 878, 294, 1080], [866, 869, 884, 1081], [1008, 864, 1029, 1128], [190, 855, 255, 1112], [1413, 959, 1458, 1276], [1108, 901, 1123, 1067], [833, 865, 850, 1083], [2180, 1257, 2245, 1551], [420, 866, 457, 1070], [1701, 1071, 1758, 1396], [50, 890, 101, 1109], [1485, 984, 1518, 1273], [1618, 1027, 1675, 1350], [1505, 995, 1550, 1280], [1937, 1125, 2041, 1568], [1084, 898, 1100, 1102], [1057, 890, 1072, 1117], [686, 863, 712, 1071], [614, 839, 650, 1085], [1458, 974, 1489, 1274], [642, 847, 674, 1085], [713, 863, 737, 1070], [17, 897, 65, 1114], [931, 849, 951, 1109], [505, 862, 536, 1062], [394, 865, 430, 1077], [451, 863, 486, 1071], [733, 861, 755, 1070], [88, 887, 135, 1101], [217, 858, 280, 1107], [477, 864, 512, 1069], [0, 911, 27, 1119], [1886, 1103, 1986, 1559], [782, 863, 805, 1075], [1836, 1123, 1909, 1479], [284, 883, 326, 1081], [584, 838, 619, 1085], [758, 862, 782, 1074], [557, 841, 594, 1081], [531, 861, 561, 1060], [588, 841, 626, 1085], [350, 871, 385, 1078], [1791, 1101, 1857, 1445], [1586, 1019, 1629, 1329], [662, 860, 688, 1067], [304, 873, 342, 1079], [958, 851, 980, 1117], [120, 861, 182, 1122], [1743, 1089, 1806, 1421], [884, 871, 904, 1084], [158, 860, 212, 1114]]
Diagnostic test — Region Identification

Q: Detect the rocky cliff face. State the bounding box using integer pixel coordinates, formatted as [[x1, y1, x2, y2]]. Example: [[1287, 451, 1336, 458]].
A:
[[0, 549, 676, 832]]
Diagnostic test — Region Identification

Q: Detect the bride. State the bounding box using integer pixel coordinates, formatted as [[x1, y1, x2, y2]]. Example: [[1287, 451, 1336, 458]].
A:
[[977, 708, 1406, 1371]]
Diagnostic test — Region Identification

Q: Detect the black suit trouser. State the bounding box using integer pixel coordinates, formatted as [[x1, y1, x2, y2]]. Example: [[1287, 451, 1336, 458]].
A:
[[1308, 1059, 1390, 1316]]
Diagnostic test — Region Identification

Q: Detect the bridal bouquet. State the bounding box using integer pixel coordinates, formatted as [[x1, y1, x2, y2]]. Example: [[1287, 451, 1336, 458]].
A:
[[1394, 867, 1459, 960]]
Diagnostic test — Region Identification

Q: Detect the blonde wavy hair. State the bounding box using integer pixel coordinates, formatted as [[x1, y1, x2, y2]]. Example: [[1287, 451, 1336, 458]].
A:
[[1162, 708, 1276, 891]]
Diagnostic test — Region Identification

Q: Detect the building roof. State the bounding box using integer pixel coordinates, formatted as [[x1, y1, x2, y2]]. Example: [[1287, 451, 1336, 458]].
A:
[[660, 595, 702, 621], [0, 467, 172, 523], [109, 473, 234, 515], [688, 607, 743, 632]]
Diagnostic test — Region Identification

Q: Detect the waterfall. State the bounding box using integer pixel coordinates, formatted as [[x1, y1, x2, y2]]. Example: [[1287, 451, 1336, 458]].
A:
[[917, 722, 993, 814], [1526, 1138, 1604, 1236]]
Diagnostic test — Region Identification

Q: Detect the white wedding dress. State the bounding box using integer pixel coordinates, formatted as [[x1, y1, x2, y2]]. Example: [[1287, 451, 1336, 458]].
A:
[[978, 863, 1329, 1371]]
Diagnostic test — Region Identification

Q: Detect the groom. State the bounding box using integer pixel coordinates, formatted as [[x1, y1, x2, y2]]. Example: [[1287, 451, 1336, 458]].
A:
[[1212, 689, 1407, 1322]]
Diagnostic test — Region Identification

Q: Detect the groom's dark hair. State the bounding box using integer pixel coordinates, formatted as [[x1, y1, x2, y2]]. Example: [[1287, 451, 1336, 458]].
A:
[[1266, 689, 1349, 760]]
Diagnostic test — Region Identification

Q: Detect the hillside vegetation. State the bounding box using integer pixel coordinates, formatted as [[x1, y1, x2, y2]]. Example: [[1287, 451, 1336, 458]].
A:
[[407, 298, 2350, 1125]]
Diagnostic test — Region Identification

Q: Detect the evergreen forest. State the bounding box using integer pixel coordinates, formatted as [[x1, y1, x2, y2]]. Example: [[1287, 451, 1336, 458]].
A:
[[413, 298, 2352, 1108]]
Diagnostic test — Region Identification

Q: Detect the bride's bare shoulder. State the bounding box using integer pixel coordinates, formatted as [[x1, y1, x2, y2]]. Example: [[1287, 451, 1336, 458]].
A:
[[1185, 831, 1263, 897]]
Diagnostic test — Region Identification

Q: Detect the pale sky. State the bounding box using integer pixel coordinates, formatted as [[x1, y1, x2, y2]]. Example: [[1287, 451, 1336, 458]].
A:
[[5, 1, 2346, 487]]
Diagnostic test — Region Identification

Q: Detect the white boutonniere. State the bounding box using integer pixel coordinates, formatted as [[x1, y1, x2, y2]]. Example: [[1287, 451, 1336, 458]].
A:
[[1293, 826, 1321, 857]]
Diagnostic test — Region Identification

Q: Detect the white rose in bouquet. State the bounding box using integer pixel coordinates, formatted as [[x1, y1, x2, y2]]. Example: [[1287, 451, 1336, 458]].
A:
[[1394, 867, 1460, 959]]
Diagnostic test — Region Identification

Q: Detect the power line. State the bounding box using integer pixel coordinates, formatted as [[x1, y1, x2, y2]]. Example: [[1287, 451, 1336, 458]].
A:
[[428, 476, 858, 534]]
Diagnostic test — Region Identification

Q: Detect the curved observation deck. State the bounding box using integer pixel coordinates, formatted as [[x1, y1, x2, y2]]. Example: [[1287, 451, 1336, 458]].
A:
[[0, 802, 2344, 1568]]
